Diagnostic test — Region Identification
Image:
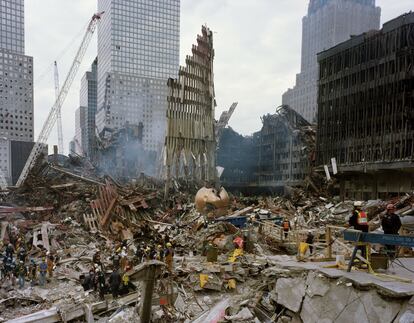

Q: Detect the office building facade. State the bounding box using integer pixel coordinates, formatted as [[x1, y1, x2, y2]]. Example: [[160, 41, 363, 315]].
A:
[[74, 106, 87, 156], [79, 58, 98, 159], [96, 0, 180, 161], [282, 0, 380, 123], [0, 0, 34, 184], [316, 12, 414, 199]]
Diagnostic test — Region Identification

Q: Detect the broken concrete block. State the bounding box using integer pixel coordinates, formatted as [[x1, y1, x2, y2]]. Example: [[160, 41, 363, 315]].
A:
[[276, 277, 306, 313], [392, 295, 414, 323], [222, 264, 234, 272], [362, 291, 402, 323], [174, 294, 186, 313], [399, 312, 414, 323], [301, 280, 402, 323], [224, 307, 254, 321], [305, 271, 330, 297], [301, 283, 359, 323]]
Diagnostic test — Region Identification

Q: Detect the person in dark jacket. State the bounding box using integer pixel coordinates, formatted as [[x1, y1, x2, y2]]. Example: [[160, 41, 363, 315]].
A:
[[15, 260, 27, 289], [5, 243, 14, 259], [305, 231, 314, 255], [29, 259, 37, 286], [381, 204, 402, 257], [112, 249, 121, 270], [96, 269, 106, 300], [382, 204, 402, 234], [17, 247, 27, 263], [109, 269, 121, 298]]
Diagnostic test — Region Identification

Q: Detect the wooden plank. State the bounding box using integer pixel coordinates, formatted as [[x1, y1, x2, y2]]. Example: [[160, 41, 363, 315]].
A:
[[100, 197, 117, 228], [326, 226, 332, 259]]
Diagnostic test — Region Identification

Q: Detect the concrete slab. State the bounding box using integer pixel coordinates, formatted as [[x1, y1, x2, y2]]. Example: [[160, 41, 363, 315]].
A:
[[275, 277, 306, 312], [266, 255, 414, 298]]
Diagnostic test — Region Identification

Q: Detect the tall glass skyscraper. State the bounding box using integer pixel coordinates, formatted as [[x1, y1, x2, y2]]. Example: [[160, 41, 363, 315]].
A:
[[0, 0, 34, 184], [0, 0, 24, 54], [282, 0, 381, 123], [75, 58, 98, 158], [96, 0, 180, 156]]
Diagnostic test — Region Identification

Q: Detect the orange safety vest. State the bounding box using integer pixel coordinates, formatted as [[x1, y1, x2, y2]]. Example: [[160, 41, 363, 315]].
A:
[[357, 211, 368, 225], [283, 221, 290, 230]]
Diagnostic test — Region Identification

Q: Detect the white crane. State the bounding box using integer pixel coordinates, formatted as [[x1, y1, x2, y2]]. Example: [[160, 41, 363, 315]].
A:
[[16, 12, 104, 187], [54, 61, 64, 155]]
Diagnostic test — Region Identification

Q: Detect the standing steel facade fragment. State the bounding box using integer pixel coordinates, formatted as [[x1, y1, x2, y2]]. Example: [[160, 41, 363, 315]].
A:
[[164, 26, 216, 195]]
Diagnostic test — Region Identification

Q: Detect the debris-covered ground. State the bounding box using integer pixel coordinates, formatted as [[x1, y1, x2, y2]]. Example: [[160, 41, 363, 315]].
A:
[[1, 155, 414, 322]]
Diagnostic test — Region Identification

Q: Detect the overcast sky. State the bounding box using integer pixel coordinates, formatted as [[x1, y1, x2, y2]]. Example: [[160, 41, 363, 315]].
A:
[[25, 0, 413, 152]]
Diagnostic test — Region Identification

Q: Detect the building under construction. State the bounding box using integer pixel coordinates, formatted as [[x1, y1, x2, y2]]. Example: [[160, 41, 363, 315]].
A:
[[316, 12, 414, 199]]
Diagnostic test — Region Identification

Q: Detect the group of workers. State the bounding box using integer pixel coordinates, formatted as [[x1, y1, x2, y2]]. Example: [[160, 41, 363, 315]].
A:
[[1, 240, 55, 289], [135, 241, 175, 271], [1, 225, 175, 300], [349, 202, 402, 257], [80, 238, 175, 300], [281, 201, 402, 258]]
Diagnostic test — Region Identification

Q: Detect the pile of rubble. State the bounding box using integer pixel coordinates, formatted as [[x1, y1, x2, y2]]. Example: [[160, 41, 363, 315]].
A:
[[1, 155, 414, 322]]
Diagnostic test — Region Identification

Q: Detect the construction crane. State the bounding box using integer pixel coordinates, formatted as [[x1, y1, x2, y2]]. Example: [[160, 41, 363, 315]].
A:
[[16, 12, 104, 187], [54, 61, 64, 155]]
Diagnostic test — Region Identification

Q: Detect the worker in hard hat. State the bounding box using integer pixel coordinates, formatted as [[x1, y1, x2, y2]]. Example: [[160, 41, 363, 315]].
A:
[[348, 201, 369, 260], [144, 246, 151, 261], [349, 201, 369, 233], [120, 246, 129, 271], [96, 267, 106, 300], [120, 266, 136, 296], [381, 204, 402, 258], [282, 218, 291, 239], [112, 248, 121, 269], [164, 242, 174, 272]]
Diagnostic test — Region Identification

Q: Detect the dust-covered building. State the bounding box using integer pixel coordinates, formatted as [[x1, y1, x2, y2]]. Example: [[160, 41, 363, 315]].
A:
[[316, 12, 414, 199], [216, 127, 258, 187], [256, 106, 315, 190]]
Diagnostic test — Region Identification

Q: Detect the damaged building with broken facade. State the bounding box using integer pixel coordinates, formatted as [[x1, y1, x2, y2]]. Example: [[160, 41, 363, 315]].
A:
[[217, 105, 315, 194], [217, 127, 257, 189], [316, 12, 414, 199], [256, 106, 315, 192]]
